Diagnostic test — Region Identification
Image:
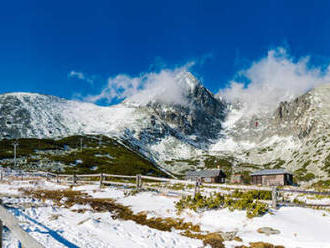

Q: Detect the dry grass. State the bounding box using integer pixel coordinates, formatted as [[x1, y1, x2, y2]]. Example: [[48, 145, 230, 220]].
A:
[[20, 189, 206, 236], [21, 189, 288, 248], [202, 233, 225, 248], [235, 243, 285, 248]]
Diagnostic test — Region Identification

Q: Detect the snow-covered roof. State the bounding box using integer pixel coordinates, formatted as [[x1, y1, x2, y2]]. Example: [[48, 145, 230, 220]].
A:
[[251, 169, 292, 176], [185, 169, 224, 177]]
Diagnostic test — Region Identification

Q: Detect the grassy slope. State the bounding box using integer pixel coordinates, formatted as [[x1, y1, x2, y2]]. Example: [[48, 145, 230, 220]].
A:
[[0, 135, 166, 177]]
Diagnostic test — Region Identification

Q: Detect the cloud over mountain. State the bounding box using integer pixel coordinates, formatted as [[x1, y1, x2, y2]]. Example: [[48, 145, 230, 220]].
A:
[[218, 48, 330, 114], [83, 63, 197, 106]]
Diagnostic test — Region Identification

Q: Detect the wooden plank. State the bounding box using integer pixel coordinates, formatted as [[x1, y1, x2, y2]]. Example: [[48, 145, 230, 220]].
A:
[[103, 174, 136, 179], [72, 180, 98, 184], [0, 205, 44, 248], [278, 188, 330, 196], [76, 174, 101, 178], [102, 181, 136, 186], [141, 175, 173, 182], [57, 174, 72, 177], [0, 219, 2, 248], [279, 202, 330, 208], [46, 172, 57, 177]]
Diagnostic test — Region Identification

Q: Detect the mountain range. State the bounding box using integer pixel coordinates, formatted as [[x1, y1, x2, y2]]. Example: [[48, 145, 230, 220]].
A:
[[0, 72, 329, 182]]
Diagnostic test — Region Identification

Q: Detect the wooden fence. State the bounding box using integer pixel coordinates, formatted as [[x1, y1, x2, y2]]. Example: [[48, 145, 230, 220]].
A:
[[43, 172, 330, 208], [0, 200, 44, 248], [3, 170, 330, 208], [0, 170, 329, 246]]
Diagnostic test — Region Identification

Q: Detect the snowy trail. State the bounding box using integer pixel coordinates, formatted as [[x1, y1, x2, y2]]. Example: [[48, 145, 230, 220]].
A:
[[0, 179, 329, 248], [9, 207, 79, 248]]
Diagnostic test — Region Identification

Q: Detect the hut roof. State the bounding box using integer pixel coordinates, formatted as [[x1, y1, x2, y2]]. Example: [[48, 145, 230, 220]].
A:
[[251, 169, 292, 176], [185, 169, 224, 177]]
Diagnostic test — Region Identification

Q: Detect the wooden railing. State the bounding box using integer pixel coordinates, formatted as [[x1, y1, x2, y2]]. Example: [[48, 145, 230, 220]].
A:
[[2, 170, 330, 209], [0, 200, 44, 248], [0, 170, 329, 246]]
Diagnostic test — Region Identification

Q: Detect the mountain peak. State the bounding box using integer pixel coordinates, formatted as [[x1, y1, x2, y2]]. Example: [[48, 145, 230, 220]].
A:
[[123, 71, 205, 107], [175, 71, 199, 91]]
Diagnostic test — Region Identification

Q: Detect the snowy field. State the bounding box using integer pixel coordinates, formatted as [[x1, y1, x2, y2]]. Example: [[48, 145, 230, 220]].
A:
[[0, 178, 329, 248]]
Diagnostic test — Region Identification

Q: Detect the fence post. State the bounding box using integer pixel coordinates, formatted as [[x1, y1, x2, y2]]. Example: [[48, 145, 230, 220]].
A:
[[0, 218, 2, 248], [99, 173, 103, 188], [0, 199, 2, 248], [139, 175, 142, 189], [136, 174, 139, 189], [272, 186, 278, 209], [0, 170, 3, 181], [136, 174, 142, 190], [56, 173, 59, 184], [73, 173, 77, 185], [194, 178, 201, 197]]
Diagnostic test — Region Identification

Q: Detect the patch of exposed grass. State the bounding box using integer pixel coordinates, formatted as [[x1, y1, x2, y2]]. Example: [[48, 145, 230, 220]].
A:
[[203, 156, 233, 178], [0, 135, 166, 177], [20, 188, 228, 245], [311, 180, 330, 189], [176, 191, 269, 218], [235, 243, 285, 248]]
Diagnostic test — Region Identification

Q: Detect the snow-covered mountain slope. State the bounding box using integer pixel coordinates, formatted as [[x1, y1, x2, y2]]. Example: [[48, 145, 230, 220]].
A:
[[1, 73, 330, 181], [0, 72, 227, 172], [211, 83, 330, 181]]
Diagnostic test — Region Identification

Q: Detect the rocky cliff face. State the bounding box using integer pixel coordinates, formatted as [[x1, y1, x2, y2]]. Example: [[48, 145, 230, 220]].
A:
[[0, 73, 227, 171], [0, 93, 71, 139], [144, 72, 226, 143], [0, 74, 330, 181], [211, 83, 330, 181]]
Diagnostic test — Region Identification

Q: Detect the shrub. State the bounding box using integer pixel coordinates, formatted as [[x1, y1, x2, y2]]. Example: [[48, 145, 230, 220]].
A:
[[175, 191, 269, 218], [246, 201, 269, 218], [231, 189, 272, 200]]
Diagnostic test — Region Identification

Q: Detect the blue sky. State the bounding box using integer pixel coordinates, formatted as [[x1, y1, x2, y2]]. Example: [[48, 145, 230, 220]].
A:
[[1, 0, 330, 105]]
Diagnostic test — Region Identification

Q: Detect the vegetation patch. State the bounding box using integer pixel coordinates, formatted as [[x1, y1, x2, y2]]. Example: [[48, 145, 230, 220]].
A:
[[235, 242, 285, 248], [175, 190, 269, 218], [272, 159, 285, 169], [203, 156, 233, 178], [20, 188, 227, 247], [322, 153, 330, 176], [0, 135, 166, 177], [311, 180, 330, 189]]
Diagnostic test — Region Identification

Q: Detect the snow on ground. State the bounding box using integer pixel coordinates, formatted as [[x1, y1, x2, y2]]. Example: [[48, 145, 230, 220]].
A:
[[6, 206, 201, 248], [0, 179, 329, 248], [118, 191, 178, 218]]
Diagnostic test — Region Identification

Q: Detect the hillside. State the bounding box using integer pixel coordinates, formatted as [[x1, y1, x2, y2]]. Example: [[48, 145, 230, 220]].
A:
[[0, 135, 166, 176], [0, 73, 330, 183]]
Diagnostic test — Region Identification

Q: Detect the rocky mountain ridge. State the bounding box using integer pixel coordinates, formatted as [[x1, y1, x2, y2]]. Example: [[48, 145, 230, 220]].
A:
[[0, 73, 330, 182]]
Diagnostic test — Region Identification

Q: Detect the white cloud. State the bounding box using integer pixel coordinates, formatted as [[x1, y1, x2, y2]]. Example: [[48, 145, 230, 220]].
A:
[[69, 70, 94, 85], [83, 63, 197, 105], [218, 48, 330, 114]]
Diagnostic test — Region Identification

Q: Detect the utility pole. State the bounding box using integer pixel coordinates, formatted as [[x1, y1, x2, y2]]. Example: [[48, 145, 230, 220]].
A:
[[13, 140, 19, 168], [98, 136, 102, 147], [80, 137, 83, 152]]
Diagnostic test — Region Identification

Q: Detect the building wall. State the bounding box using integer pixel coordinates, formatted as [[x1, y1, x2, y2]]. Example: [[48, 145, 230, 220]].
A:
[[231, 174, 243, 184], [203, 177, 213, 183], [262, 174, 285, 186], [251, 175, 262, 184], [185, 175, 226, 183]]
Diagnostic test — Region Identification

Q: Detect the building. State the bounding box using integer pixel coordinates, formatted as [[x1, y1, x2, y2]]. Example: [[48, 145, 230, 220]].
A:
[[185, 169, 226, 183], [230, 173, 244, 184], [251, 169, 293, 186]]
